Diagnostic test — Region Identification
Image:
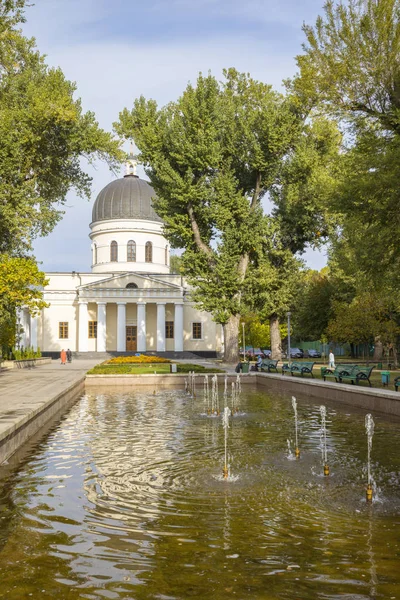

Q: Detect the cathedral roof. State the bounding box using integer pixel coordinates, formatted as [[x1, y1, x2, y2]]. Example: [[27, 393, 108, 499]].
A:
[[92, 174, 163, 223]]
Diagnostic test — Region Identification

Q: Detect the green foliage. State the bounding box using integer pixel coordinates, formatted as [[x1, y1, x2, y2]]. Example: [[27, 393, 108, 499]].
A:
[[293, 0, 400, 132], [240, 313, 287, 349], [169, 254, 183, 274], [0, 5, 123, 254], [12, 345, 41, 360], [116, 69, 306, 360], [327, 292, 400, 351], [292, 0, 400, 279], [0, 255, 48, 349]]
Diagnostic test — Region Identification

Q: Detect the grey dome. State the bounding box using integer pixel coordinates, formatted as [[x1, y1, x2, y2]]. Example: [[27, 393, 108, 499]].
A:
[[92, 175, 163, 223]]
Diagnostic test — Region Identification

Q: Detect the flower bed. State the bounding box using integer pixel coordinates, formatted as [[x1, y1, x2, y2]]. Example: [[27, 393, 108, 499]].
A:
[[106, 355, 170, 365]]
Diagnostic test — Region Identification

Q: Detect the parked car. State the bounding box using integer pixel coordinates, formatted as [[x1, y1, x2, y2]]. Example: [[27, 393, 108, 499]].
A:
[[289, 347, 303, 358], [261, 349, 272, 358], [306, 349, 321, 358]]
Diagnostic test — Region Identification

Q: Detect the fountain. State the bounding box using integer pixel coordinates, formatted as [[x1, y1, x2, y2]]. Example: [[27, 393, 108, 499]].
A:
[[1, 386, 400, 599], [211, 374, 220, 415], [223, 374, 228, 406], [291, 396, 300, 458], [365, 413, 375, 502], [222, 406, 231, 479], [203, 375, 210, 414], [320, 405, 329, 476]]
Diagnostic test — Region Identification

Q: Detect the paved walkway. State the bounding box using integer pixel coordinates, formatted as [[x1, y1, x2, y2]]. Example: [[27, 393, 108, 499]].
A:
[[0, 359, 99, 441]]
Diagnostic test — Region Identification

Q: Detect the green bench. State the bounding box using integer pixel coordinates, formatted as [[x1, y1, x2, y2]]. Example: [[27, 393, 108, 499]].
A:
[[260, 359, 279, 373], [322, 364, 357, 382], [338, 365, 375, 387], [282, 361, 315, 377], [395, 375, 400, 392]]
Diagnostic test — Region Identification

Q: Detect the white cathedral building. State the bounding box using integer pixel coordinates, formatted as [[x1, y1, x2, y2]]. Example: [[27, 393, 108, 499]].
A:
[[19, 162, 222, 357]]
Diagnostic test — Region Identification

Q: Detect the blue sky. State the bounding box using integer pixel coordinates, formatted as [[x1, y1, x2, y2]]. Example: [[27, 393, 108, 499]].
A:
[[24, 0, 328, 272]]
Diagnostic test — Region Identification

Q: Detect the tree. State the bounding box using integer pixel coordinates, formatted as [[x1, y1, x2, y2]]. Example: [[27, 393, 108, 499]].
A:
[[292, 0, 400, 276], [169, 254, 183, 274], [116, 70, 303, 362], [0, 1, 123, 349], [0, 1, 123, 254], [0, 255, 48, 353], [293, 0, 400, 133]]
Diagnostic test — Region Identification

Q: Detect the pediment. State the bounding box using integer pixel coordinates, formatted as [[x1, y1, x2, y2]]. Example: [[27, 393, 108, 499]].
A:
[[79, 272, 180, 291]]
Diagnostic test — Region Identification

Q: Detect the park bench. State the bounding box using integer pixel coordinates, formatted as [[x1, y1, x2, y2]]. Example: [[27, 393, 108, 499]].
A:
[[322, 364, 357, 382], [394, 375, 400, 392], [260, 359, 279, 373], [282, 361, 315, 378], [338, 365, 375, 387]]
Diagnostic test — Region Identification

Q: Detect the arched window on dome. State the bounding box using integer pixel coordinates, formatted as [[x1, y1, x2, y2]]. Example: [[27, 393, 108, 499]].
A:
[[145, 241, 153, 263], [126, 282, 138, 289], [110, 240, 118, 262], [127, 240, 136, 262], [165, 245, 168, 266], [92, 243, 97, 265]]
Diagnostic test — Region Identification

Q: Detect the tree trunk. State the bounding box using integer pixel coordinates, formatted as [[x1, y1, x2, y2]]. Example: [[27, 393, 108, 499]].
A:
[[223, 314, 240, 363], [270, 314, 282, 361], [373, 336, 383, 361], [393, 344, 398, 369], [350, 343, 355, 359]]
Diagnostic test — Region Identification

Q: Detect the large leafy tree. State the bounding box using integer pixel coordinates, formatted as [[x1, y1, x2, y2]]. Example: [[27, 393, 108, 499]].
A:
[[116, 69, 303, 362], [0, 1, 123, 348], [292, 0, 400, 277], [0, 0, 123, 254]]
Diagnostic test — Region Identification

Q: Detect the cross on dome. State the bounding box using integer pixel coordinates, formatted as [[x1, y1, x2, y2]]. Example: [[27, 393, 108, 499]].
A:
[[125, 142, 138, 177]]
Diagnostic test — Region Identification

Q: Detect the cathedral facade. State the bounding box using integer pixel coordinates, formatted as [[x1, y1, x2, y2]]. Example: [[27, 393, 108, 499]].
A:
[[19, 165, 222, 356]]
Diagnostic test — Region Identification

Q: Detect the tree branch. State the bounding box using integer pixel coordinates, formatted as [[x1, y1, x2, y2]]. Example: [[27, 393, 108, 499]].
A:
[[187, 202, 214, 260]]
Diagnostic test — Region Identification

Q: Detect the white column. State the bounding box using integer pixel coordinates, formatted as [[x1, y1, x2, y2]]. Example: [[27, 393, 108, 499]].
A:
[[117, 302, 127, 352], [174, 303, 184, 352], [137, 303, 147, 352], [97, 302, 107, 352], [31, 314, 38, 350], [157, 302, 166, 352], [78, 302, 88, 352]]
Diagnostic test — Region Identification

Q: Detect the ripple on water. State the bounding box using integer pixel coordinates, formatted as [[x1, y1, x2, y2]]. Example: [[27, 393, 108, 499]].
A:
[[0, 389, 399, 600]]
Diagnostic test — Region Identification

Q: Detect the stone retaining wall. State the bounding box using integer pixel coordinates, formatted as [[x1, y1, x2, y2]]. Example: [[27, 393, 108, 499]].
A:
[[0, 378, 85, 464], [256, 372, 400, 416], [85, 373, 254, 388], [1, 357, 52, 370]]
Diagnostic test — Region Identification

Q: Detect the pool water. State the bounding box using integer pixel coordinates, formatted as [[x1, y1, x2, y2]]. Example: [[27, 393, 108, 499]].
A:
[[0, 387, 399, 599]]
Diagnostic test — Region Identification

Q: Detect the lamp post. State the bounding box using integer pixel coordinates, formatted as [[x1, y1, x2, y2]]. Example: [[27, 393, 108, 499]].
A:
[[242, 322, 245, 362], [286, 311, 291, 366]]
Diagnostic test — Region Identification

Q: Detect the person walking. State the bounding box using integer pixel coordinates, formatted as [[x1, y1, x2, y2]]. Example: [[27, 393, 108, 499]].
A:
[[60, 349, 67, 365], [66, 349, 72, 363], [328, 350, 335, 369]]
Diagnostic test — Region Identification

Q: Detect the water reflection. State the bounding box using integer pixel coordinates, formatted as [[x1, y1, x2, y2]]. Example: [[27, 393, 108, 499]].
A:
[[0, 389, 399, 599]]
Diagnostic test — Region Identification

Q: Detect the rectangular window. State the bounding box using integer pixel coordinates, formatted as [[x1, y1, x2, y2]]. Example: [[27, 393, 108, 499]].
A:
[[88, 321, 97, 339], [192, 322, 202, 340], [59, 322, 69, 339], [165, 321, 174, 339]]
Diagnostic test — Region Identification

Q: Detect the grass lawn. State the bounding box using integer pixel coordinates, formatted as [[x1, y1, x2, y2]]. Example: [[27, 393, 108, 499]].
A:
[[87, 363, 224, 375]]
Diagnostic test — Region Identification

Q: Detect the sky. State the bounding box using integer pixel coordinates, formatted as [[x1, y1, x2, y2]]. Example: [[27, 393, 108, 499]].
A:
[[23, 0, 329, 272]]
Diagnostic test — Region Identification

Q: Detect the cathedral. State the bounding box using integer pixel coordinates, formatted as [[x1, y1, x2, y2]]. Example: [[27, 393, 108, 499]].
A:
[[18, 159, 222, 357]]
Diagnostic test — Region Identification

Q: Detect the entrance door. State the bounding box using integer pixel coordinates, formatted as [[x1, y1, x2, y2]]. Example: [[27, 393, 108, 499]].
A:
[[126, 326, 137, 352]]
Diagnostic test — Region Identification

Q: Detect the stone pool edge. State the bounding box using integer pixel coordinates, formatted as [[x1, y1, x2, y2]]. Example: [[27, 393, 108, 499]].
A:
[[256, 372, 400, 416], [0, 378, 85, 464]]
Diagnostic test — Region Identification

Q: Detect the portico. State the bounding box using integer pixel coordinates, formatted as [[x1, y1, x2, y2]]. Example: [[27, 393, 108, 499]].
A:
[[74, 272, 185, 352]]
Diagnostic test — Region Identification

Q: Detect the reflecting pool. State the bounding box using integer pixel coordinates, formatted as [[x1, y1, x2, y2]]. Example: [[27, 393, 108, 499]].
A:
[[0, 387, 400, 599]]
